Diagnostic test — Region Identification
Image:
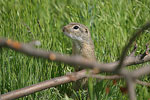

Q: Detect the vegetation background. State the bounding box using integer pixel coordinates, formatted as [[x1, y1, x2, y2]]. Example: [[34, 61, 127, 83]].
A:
[[1, 0, 150, 100]]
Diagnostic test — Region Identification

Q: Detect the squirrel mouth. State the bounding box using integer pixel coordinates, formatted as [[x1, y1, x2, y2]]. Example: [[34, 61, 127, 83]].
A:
[[62, 27, 72, 38], [64, 32, 83, 42], [63, 31, 73, 38]]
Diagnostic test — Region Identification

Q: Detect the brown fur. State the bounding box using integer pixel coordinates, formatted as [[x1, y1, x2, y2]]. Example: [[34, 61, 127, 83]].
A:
[[63, 23, 96, 90]]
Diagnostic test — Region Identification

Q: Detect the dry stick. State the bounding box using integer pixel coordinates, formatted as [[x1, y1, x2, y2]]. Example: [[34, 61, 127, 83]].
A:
[[131, 65, 150, 78], [136, 80, 150, 86], [1, 38, 150, 72], [126, 76, 136, 100], [117, 68, 136, 100], [0, 70, 89, 100], [125, 46, 150, 100], [116, 22, 150, 100], [117, 22, 150, 70], [126, 64, 150, 88], [86, 74, 122, 80], [87, 73, 150, 86]]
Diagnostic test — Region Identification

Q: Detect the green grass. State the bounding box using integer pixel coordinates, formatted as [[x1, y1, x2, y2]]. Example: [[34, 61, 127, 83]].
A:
[[0, 0, 150, 99]]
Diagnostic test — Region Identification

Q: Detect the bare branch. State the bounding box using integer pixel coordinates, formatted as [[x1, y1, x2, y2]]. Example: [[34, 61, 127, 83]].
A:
[[86, 74, 150, 86], [86, 74, 122, 80], [0, 70, 90, 100], [126, 76, 136, 100], [117, 22, 150, 70], [1, 38, 150, 73], [136, 80, 150, 86], [131, 65, 150, 78]]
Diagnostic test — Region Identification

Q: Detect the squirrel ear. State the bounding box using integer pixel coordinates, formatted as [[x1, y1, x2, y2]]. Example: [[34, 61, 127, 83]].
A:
[[85, 28, 88, 33]]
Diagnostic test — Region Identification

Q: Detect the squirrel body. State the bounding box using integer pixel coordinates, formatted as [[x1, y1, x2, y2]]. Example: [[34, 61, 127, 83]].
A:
[[63, 22, 96, 91]]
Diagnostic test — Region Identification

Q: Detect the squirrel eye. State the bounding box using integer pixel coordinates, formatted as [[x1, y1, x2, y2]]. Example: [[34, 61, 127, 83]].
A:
[[73, 26, 79, 29]]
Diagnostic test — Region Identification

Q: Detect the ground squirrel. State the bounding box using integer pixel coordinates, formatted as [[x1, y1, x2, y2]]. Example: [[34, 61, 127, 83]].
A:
[[63, 22, 96, 67], [63, 23, 96, 90]]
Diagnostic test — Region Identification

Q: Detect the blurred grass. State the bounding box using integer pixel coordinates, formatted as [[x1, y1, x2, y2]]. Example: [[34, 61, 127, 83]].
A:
[[0, 0, 150, 100]]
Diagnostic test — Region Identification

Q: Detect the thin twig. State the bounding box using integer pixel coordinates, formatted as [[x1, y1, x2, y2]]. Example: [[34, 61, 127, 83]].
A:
[[136, 80, 150, 86], [86, 74, 150, 86]]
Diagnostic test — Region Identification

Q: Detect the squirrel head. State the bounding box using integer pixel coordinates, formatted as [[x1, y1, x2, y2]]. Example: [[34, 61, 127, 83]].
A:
[[63, 23, 92, 43]]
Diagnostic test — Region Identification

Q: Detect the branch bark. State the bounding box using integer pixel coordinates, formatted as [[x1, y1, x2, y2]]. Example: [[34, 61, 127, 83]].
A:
[[0, 38, 150, 72]]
